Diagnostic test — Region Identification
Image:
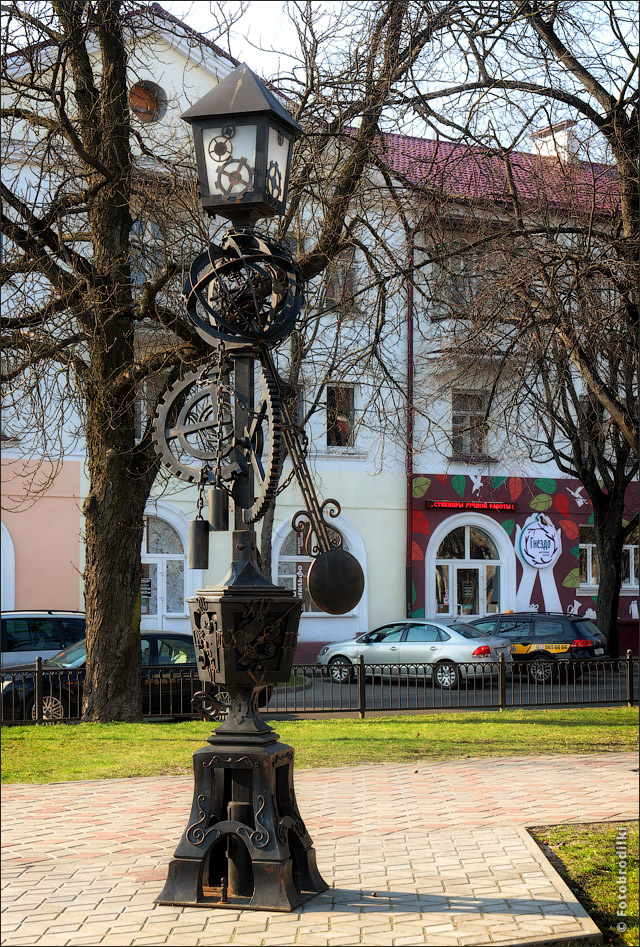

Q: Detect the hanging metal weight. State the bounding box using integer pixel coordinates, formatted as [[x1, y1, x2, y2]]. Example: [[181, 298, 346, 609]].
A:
[[208, 486, 229, 531], [188, 482, 210, 569]]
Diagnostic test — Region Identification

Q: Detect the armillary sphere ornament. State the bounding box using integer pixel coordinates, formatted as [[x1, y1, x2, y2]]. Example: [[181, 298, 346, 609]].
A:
[[183, 230, 303, 348]]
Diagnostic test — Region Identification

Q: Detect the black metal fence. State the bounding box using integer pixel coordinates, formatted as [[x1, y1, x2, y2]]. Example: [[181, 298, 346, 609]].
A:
[[1, 653, 637, 724]]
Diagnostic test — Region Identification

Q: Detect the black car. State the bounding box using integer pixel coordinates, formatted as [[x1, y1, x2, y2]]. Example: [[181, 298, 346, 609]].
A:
[[1, 631, 225, 722], [467, 612, 607, 682]]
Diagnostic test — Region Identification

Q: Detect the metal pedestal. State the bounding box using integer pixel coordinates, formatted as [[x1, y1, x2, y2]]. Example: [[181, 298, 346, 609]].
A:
[[156, 722, 327, 911]]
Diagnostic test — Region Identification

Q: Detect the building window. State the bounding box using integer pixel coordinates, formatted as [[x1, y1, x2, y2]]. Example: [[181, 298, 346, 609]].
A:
[[434, 524, 501, 617], [579, 524, 638, 589], [323, 249, 357, 311], [277, 528, 347, 613], [429, 251, 481, 319], [141, 517, 185, 617], [579, 525, 599, 586], [451, 391, 488, 459], [326, 385, 355, 448]]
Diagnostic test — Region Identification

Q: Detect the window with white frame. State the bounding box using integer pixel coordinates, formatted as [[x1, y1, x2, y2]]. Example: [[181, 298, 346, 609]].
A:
[[429, 251, 481, 320], [326, 384, 355, 448], [579, 524, 638, 589], [579, 525, 599, 586], [277, 528, 348, 613], [323, 248, 357, 312], [622, 525, 639, 588], [451, 391, 489, 459]]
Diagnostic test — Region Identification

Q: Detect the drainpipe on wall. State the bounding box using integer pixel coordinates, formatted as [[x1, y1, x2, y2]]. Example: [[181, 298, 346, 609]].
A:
[[406, 235, 415, 618]]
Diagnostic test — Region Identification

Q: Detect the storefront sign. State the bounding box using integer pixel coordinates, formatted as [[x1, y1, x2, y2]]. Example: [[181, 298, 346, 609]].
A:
[[518, 513, 561, 568], [424, 500, 516, 511]]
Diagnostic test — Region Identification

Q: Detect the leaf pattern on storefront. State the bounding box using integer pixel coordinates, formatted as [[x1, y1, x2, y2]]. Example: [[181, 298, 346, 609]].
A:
[[491, 476, 507, 488], [412, 476, 431, 498], [501, 519, 515, 536], [411, 606, 425, 618], [534, 477, 557, 494], [509, 478, 523, 501], [569, 545, 580, 558], [562, 568, 581, 588], [452, 475, 466, 498], [553, 494, 570, 514], [559, 519, 579, 540], [530, 493, 553, 511], [411, 540, 424, 561], [412, 510, 430, 534]]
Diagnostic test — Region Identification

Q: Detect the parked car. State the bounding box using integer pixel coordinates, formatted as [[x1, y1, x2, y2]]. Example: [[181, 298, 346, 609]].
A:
[[1, 631, 226, 722], [316, 619, 512, 688], [467, 612, 608, 682], [1, 610, 86, 668]]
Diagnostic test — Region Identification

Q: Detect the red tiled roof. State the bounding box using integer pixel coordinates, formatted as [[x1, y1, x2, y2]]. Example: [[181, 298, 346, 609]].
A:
[[378, 131, 619, 216]]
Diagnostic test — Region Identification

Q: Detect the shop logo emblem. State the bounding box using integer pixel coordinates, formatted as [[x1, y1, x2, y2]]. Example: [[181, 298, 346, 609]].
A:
[[519, 513, 561, 569]]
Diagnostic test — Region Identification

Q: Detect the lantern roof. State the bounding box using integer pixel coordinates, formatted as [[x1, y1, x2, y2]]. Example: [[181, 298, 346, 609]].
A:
[[181, 63, 302, 137]]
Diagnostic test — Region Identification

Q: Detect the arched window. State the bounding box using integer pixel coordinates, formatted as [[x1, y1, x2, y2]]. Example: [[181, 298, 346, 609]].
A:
[[277, 528, 347, 613], [435, 524, 501, 618], [141, 516, 185, 619]]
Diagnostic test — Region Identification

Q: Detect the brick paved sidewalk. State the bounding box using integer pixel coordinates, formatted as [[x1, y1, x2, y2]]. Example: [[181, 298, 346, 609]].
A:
[[2, 752, 637, 946]]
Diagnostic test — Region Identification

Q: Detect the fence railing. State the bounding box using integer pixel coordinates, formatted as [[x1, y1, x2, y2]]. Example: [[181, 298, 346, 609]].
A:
[[1, 653, 636, 724]]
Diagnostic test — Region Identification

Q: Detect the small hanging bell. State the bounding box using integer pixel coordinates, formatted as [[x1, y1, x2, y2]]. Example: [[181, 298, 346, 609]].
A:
[[208, 486, 229, 531], [188, 518, 210, 569]]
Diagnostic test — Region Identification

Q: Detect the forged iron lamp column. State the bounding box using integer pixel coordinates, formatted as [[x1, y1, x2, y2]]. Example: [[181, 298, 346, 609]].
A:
[[151, 65, 363, 912]]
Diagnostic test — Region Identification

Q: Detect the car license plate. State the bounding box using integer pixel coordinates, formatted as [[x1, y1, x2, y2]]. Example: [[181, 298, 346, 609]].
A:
[[595, 648, 604, 655]]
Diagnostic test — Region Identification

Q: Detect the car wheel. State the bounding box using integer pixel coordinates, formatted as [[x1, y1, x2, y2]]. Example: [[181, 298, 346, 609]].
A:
[[434, 661, 458, 689], [528, 657, 555, 684], [329, 657, 354, 683], [28, 694, 68, 722]]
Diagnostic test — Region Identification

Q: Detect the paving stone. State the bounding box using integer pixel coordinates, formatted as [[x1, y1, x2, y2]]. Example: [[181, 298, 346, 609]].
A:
[[3, 754, 633, 946]]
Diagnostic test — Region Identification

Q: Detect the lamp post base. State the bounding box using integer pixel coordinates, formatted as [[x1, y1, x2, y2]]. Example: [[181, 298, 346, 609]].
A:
[[156, 735, 327, 912]]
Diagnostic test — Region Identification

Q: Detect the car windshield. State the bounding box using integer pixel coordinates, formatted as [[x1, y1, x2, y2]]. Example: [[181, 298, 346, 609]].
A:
[[449, 623, 490, 638], [49, 639, 87, 668]]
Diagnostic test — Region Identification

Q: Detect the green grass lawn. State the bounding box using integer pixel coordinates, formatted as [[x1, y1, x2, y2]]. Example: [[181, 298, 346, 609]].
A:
[[1, 706, 637, 784], [530, 823, 639, 946]]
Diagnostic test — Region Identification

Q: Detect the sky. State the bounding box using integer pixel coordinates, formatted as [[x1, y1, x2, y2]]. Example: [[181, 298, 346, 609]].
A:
[[160, 1, 303, 76]]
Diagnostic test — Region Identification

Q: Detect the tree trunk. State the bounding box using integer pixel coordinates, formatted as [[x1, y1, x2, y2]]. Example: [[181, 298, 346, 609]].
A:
[[591, 492, 626, 658], [82, 450, 156, 720]]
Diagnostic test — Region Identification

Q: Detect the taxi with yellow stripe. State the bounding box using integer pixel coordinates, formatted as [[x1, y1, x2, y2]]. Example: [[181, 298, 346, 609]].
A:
[[468, 612, 607, 683]]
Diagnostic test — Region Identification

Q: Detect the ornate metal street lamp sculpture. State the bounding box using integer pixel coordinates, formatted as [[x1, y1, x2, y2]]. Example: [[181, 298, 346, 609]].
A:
[[152, 65, 364, 912]]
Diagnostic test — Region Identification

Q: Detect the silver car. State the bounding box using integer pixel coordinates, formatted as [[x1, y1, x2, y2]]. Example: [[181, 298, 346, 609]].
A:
[[316, 619, 512, 688]]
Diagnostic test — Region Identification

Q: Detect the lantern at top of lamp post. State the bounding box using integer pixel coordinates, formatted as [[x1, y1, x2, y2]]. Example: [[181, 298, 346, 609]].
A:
[[182, 63, 302, 226]]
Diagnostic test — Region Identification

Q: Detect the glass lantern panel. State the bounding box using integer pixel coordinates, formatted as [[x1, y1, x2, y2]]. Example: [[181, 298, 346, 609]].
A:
[[266, 126, 291, 201], [202, 124, 257, 197]]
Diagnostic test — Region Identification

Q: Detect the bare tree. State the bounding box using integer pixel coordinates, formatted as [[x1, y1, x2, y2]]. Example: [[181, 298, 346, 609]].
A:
[[1, 0, 456, 718], [405, 0, 638, 651]]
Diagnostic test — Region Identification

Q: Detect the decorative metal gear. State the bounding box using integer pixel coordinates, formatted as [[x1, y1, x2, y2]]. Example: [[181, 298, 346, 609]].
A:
[[242, 364, 282, 523], [216, 157, 254, 198], [151, 369, 237, 484], [208, 134, 233, 162], [183, 229, 303, 348], [266, 160, 282, 200]]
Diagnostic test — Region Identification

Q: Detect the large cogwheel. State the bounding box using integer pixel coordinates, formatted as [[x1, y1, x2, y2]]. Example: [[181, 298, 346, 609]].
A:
[[151, 370, 236, 483]]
